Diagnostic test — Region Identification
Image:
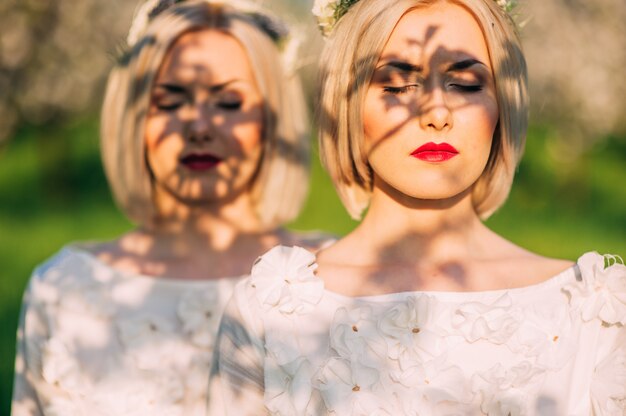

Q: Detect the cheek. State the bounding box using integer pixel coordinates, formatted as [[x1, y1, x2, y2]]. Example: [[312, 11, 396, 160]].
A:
[[144, 117, 164, 150], [363, 90, 414, 152], [232, 122, 263, 155], [219, 109, 264, 159], [458, 98, 499, 148], [144, 114, 186, 170], [144, 114, 184, 150]]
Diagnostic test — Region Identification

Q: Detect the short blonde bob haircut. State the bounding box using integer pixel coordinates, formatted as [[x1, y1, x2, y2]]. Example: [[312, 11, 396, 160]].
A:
[[318, 0, 528, 220], [102, 1, 309, 228]]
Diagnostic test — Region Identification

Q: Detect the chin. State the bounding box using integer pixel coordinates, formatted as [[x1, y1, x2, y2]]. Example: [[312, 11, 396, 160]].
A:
[[386, 178, 467, 198]]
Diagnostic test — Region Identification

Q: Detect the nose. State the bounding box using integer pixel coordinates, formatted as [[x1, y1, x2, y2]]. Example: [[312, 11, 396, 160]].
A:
[[187, 103, 213, 143], [419, 86, 453, 132]]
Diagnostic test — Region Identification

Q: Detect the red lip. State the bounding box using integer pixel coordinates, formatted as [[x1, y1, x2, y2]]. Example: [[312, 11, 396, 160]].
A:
[[180, 153, 223, 171], [410, 142, 459, 162]]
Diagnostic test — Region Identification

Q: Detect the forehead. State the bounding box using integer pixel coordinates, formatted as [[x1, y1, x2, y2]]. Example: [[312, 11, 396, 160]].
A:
[[381, 2, 491, 68], [156, 28, 255, 84]]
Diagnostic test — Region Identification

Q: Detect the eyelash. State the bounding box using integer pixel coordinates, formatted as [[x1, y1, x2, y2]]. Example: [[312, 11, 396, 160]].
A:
[[156, 102, 183, 111], [217, 101, 242, 110], [450, 84, 483, 92], [154, 100, 243, 112], [382, 84, 483, 95], [382, 85, 419, 95]]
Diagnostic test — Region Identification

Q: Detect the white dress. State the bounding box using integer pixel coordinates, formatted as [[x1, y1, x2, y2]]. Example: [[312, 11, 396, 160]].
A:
[[12, 245, 241, 416], [208, 246, 626, 416]]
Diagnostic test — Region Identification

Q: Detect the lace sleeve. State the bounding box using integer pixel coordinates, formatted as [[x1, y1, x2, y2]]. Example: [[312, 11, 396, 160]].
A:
[[207, 280, 269, 416]]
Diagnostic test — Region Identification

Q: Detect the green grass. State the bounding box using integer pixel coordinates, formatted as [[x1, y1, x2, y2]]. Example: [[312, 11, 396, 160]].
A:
[[0, 120, 624, 414]]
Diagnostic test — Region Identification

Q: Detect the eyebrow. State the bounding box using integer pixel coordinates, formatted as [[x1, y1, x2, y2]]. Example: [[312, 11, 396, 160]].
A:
[[154, 79, 244, 94], [376, 61, 423, 74], [209, 79, 243, 92], [446, 58, 486, 72], [154, 83, 187, 94]]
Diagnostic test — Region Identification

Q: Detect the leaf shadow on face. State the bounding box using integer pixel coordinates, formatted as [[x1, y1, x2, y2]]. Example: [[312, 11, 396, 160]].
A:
[[101, 9, 313, 267], [316, 19, 528, 284]]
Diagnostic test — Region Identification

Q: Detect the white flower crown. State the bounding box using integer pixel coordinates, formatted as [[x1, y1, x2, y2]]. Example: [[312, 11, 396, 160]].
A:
[[312, 0, 519, 37], [125, 0, 303, 73]]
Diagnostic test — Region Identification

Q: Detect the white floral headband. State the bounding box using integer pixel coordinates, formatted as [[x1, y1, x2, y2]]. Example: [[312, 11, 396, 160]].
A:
[[125, 0, 302, 73], [312, 0, 519, 37]]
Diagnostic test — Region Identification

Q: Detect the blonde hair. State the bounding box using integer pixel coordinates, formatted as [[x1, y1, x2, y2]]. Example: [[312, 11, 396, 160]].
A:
[[318, 0, 528, 220], [101, 1, 309, 227]]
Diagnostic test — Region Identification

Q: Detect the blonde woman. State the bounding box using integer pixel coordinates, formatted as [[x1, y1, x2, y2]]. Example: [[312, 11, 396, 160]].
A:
[[12, 1, 326, 414], [209, 0, 626, 414]]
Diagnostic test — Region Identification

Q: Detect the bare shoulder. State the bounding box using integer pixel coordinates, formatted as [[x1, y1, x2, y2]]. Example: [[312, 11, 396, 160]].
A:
[[72, 232, 150, 273], [280, 229, 338, 253], [486, 239, 575, 287]]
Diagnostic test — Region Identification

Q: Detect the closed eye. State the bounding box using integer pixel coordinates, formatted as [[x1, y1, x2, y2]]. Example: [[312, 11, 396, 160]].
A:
[[449, 84, 483, 93], [155, 101, 184, 111], [216, 101, 243, 110], [382, 85, 419, 95]]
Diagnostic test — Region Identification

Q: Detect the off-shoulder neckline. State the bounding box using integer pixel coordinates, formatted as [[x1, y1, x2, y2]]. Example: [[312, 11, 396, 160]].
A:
[[320, 263, 579, 303], [62, 245, 245, 286], [269, 245, 602, 303]]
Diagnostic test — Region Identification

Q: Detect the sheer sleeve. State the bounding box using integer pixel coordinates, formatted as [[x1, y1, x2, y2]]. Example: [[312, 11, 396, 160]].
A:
[[207, 280, 268, 416]]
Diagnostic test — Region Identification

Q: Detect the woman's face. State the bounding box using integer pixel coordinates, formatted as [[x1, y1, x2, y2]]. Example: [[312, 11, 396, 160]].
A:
[[363, 2, 499, 201], [145, 29, 264, 208]]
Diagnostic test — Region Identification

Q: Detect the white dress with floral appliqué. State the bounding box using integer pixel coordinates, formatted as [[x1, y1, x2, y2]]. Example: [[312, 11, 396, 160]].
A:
[[208, 246, 626, 416], [12, 246, 241, 416]]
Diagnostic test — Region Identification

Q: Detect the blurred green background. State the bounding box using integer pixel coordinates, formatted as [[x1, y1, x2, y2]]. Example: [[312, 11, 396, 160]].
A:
[[1, 120, 625, 413], [1, 0, 625, 414]]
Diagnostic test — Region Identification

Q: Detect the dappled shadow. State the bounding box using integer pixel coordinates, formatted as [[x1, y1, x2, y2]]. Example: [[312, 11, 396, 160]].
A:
[[201, 5, 558, 415], [10, 1, 321, 414], [318, 29, 527, 178]]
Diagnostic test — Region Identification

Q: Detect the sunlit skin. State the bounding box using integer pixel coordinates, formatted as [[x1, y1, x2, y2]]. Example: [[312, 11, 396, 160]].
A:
[[363, 4, 498, 202], [145, 29, 264, 209], [317, 3, 572, 295], [86, 29, 292, 280]]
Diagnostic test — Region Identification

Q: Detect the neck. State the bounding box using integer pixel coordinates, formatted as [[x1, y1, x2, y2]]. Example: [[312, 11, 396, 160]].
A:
[[130, 184, 273, 259], [351, 177, 491, 265]]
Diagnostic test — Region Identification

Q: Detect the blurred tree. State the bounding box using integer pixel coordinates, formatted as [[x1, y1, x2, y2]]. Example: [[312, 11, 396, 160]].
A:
[[524, 0, 626, 157], [0, 0, 137, 143]]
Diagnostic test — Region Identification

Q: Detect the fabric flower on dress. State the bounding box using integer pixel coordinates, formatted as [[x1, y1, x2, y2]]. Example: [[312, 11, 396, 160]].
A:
[[265, 355, 314, 415], [250, 246, 323, 315], [563, 252, 626, 325], [452, 293, 524, 344], [185, 353, 213, 400], [390, 354, 471, 414], [117, 315, 180, 370], [509, 303, 577, 370], [264, 325, 315, 413], [591, 342, 626, 415], [45, 398, 95, 416], [315, 357, 389, 415], [93, 370, 185, 416], [378, 295, 444, 368], [329, 306, 386, 367], [33, 257, 115, 319], [265, 327, 304, 367], [472, 361, 545, 416], [177, 289, 220, 348], [41, 337, 86, 393]]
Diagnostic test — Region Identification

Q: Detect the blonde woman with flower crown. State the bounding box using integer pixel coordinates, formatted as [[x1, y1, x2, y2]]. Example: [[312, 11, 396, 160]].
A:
[[208, 0, 626, 414], [10, 0, 332, 414]]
